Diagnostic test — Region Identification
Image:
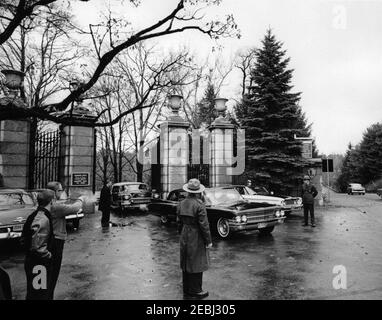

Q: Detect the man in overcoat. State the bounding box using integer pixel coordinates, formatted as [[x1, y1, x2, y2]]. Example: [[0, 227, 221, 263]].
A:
[[177, 178, 213, 299], [99, 180, 112, 227]]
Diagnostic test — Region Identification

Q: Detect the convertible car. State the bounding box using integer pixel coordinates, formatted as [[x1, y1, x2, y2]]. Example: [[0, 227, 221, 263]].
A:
[[148, 187, 285, 239], [232, 185, 302, 216]]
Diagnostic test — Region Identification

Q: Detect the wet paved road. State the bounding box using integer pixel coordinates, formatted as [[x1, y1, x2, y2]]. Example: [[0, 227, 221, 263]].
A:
[[1, 191, 382, 300]]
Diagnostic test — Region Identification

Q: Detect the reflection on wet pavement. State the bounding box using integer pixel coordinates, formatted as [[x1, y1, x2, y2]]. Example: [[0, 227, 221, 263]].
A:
[[1, 192, 382, 299]]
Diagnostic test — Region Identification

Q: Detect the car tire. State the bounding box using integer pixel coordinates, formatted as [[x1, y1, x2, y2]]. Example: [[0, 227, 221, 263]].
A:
[[72, 219, 80, 230], [160, 214, 170, 225], [259, 226, 274, 235], [216, 218, 231, 239]]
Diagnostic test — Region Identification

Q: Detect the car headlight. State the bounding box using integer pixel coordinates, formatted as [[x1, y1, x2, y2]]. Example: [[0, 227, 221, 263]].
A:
[[153, 194, 160, 199], [297, 198, 302, 205], [235, 216, 241, 223], [280, 210, 285, 216], [241, 215, 248, 223], [124, 194, 131, 200], [275, 210, 281, 217]]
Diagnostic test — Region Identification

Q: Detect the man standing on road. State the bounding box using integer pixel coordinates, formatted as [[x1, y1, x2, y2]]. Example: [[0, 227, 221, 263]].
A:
[[177, 178, 212, 299], [301, 175, 318, 227], [23, 189, 55, 300], [99, 180, 112, 227], [46, 181, 83, 299]]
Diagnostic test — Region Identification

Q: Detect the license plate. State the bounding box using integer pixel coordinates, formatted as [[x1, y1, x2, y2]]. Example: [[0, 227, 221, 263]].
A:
[[139, 204, 148, 211], [13, 224, 23, 232], [258, 222, 268, 229]]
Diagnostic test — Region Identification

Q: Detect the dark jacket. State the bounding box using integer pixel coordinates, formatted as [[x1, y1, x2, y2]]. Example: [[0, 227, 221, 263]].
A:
[[301, 184, 318, 204], [99, 185, 111, 211], [29, 210, 53, 260], [177, 196, 212, 273]]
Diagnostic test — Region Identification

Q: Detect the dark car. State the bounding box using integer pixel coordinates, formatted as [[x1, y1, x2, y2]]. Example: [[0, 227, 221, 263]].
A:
[[111, 182, 151, 212], [148, 187, 285, 239], [0, 189, 35, 240]]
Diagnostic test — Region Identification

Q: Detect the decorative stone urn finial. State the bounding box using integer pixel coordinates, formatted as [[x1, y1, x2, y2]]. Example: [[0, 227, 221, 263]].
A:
[[168, 94, 183, 117], [1, 69, 25, 97], [214, 97, 228, 120]]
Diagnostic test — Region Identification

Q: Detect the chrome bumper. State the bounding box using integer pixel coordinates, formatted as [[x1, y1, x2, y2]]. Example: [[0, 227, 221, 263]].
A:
[[65, 212, 85, 220], [0, 228, 22, 240], [229, 217, 285, 232], [283, 205, 302, 212]]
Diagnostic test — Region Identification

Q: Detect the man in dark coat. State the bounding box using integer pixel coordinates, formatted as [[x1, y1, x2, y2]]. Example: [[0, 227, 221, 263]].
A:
[[99, 180, 112, 227], [301, 175, 318, 227], [177, 178, 212, 299], [0, 267, 12, 300]]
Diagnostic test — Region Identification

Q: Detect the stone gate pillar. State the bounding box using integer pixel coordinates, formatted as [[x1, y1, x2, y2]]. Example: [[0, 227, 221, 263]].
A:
[[59, 109, 97, 199], [209, 98, 235, 187], [0, 119, 30, 188], [159, 95, 190, 198], [0, 70, 30, 189]]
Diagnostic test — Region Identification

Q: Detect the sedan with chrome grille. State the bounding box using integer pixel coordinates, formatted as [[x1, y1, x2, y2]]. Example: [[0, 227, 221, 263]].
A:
[[0, 189, 35, 240], [232, 185, 302, 216], [148, 187, 285, 239]]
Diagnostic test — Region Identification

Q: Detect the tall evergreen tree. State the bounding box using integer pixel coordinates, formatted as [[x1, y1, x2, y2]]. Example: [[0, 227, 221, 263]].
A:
[[195, 83, 217, 127], [356, 123, 382, 185], [336, 143, 362, 191], [235, 29, 311, 194]]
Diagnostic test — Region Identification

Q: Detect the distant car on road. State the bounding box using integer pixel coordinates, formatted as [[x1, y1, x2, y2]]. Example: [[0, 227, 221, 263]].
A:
[[377, 188, 382, 198], [111, 182, 151, 212], [347, 183, 365, 195], [0, 189, 35, 240], [148, 187, 285, 239], [232, 185, 302, 216]]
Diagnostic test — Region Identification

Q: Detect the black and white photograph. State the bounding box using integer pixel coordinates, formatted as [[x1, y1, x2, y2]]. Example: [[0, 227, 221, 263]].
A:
[[1, 0, 382, 307]]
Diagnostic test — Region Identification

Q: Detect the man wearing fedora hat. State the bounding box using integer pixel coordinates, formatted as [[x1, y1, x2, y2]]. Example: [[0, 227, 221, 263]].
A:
[[177, 178, 213, 299], [301, 175, 318, 227]]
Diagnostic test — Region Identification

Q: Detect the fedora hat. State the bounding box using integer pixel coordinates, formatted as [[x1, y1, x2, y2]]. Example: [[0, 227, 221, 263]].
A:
[[182, 178, 205, 193]]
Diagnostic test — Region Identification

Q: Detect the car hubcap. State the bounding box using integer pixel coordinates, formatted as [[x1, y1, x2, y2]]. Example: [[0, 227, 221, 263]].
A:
[[217, 218, 229, 237]]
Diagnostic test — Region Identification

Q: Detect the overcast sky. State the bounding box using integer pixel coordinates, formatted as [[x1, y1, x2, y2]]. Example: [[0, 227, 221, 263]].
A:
[[73, 0, 382, 155]]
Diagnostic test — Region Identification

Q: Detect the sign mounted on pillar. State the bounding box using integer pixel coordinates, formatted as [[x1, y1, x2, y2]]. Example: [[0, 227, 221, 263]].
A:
[[71, 172, 90, 186]]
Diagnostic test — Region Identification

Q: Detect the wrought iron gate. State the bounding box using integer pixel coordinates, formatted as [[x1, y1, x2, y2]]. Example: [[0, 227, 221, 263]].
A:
[[187, 134, 209, 187], [33, 130, 61, 189]]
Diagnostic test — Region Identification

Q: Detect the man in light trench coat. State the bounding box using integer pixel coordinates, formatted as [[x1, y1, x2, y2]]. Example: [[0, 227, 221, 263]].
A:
[[177, 178, 213, 299]]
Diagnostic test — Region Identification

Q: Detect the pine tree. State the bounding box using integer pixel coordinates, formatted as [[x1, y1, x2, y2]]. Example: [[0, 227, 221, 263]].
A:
[[235, 29, 311, 194], [336, 143, 362, 191], [195, 82, 217, 127], [358, 123, 382, 184]]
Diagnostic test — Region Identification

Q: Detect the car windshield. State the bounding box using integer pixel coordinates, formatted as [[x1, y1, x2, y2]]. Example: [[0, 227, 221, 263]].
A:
[[122, 184, 147, 192], [246, 186, 269, 195], [0, 193, 35, 208], [350, 184, 362, 188], [203, 188, 242, 206]]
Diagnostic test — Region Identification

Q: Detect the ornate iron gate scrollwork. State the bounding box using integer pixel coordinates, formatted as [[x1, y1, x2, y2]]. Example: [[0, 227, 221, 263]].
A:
[[33, 130, 61, 189]]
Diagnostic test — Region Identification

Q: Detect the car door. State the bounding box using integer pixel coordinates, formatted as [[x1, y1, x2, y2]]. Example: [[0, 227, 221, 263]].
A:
[[149, 190, 179, 218]]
